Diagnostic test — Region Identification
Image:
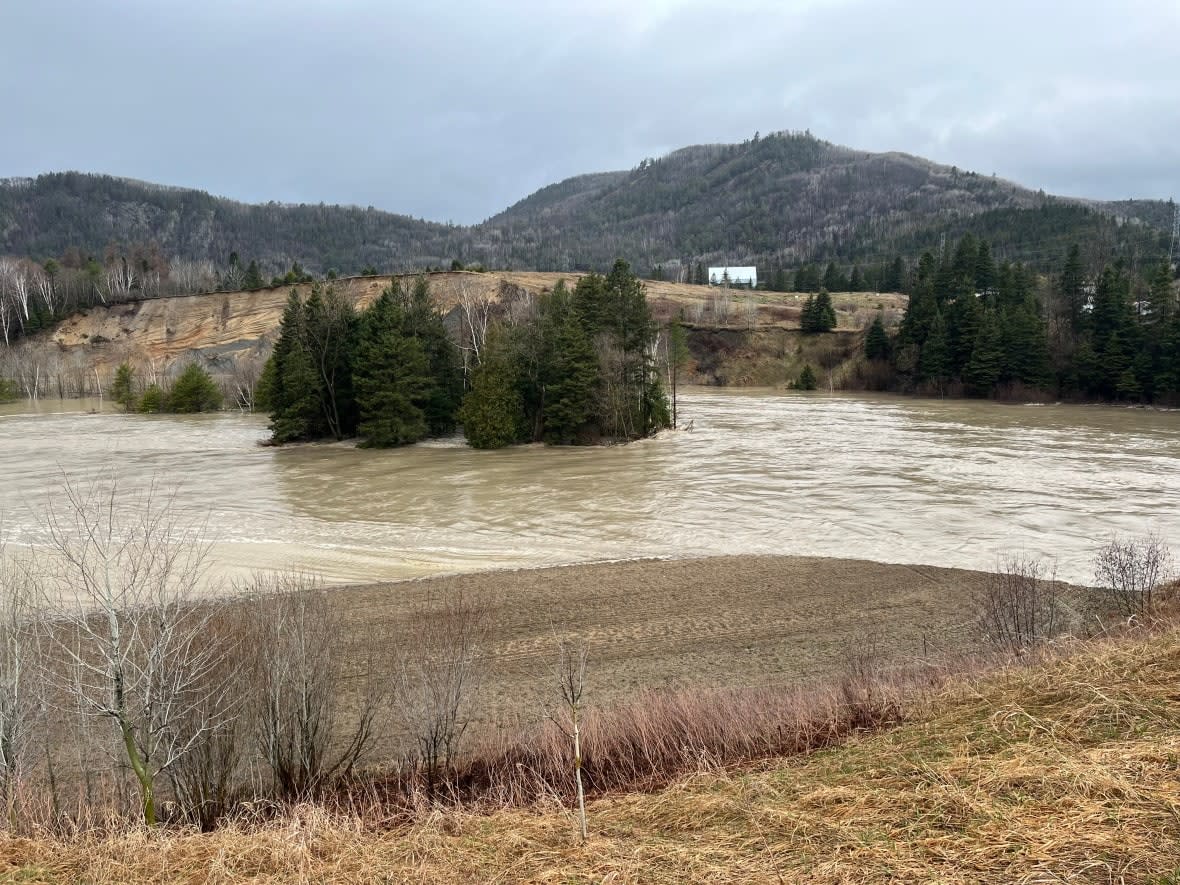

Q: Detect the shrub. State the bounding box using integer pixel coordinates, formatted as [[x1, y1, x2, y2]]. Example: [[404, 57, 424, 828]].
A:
[[796, 364, 818, 390], [0, 378, 17, 403], [1093, 533, 1174, 617], [168, 363, 222, 413], [138, 384, 166, 413], [971, 555, 1063, 651]]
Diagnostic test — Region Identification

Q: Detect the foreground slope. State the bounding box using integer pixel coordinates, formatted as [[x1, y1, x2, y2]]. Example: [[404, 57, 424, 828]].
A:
[[4, 621, 1178, 883]]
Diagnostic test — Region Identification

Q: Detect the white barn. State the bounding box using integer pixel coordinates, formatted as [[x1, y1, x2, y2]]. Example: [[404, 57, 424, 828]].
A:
[[708, 266, 757, 287]]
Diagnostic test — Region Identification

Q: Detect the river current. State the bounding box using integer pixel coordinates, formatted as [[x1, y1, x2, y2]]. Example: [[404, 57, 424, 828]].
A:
[[1, 390, 1176, 586]]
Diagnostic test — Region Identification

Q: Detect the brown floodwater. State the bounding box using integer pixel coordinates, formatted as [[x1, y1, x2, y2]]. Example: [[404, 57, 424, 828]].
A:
[[1, 390, 1177, 585]]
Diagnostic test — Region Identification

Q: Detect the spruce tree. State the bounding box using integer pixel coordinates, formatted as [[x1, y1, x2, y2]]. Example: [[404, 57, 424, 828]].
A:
[[110, 362, 136, 412], [542, 311, 599, 444], [815, 290, 837, 331], [243, 260, 264, 291], [796, 363, 818, 390], [974, 240, 996, 294], [920, 310, 950, 387], [964, 312, 1004, 395], [459, 328, 525, 449], [823, 262, 845, 292], [302, 285, 358, 440], [168, 363, 222, 413], [400, 276, 462, 435], [864, 314, 890, 361], [268, 291, 325, 443], [353, 287, 431, 447]]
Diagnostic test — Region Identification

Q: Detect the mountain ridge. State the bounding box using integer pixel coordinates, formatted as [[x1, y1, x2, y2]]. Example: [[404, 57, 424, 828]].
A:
[[1, 131, 1172, 278]]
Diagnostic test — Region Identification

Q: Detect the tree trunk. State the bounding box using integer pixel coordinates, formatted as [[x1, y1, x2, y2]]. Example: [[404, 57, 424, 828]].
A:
[[119, 718, 155, 826]]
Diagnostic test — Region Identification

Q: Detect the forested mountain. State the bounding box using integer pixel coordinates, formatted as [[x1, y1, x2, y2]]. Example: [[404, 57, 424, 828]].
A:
[[0, 132, 1173, 285], [0, 173, 463, 275]]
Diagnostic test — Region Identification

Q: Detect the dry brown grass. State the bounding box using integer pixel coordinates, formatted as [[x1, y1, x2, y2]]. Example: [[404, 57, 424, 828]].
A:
[[4, 621, 1179, 883]]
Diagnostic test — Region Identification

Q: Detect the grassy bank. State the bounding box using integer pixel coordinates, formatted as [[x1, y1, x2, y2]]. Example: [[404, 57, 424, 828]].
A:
[[2, 619, 1177, 883]]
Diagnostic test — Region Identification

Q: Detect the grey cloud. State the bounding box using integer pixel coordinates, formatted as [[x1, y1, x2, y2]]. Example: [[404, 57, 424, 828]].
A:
[[1, 0, 1175, 224]]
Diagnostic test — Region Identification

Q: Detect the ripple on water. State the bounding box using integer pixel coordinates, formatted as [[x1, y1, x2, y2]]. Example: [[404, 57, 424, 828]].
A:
[[0, 391, 1177, 585]]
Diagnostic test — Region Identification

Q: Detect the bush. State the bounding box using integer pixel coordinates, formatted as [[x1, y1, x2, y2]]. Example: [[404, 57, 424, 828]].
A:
[[138, 384, 166, 413], [1093, 533, 1174, 617], [796, 364, 818, 390], [168, 363, 222, 413], [0, 378, 17, 403], [971, 555, 1063, 651]]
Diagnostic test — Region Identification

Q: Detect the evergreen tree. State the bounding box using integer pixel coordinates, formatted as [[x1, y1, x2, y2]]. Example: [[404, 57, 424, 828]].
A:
[[848, 265, 864, 292], [802, 291, 836, 333], [168, 363, 222, 413], [800, 295, 817, 333], [963, 312, 1004, 395], [946, 292, 982, 375], [110, 362, 136, 411], [974, 240, 996, 293], [1001, 300, 1052, 389], [138, 385, 166, 413], [458, 328, 525, 449], [243, 260, 265, 291], [400, 276, 463, 436], [268, 291, 325, 443], [823, 261, 845, 292], [796, 363, 818, 390], [302, 284, 357, 440], [353, 287, 431, 447], [864, 314, 890, 361], [543, 309, 599, 444], [920, 310, 950, 388], [1149, 260, 1175, 323]]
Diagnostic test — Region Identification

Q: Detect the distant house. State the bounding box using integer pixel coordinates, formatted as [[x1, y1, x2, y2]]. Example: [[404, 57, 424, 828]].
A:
[[707, 266, 757, 287]]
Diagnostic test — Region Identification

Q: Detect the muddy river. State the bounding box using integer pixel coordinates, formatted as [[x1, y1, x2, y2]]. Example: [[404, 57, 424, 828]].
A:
[[1, 390, 1176, 585]]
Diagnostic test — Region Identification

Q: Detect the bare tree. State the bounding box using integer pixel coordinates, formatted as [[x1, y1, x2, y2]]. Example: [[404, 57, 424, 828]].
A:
[[552, 639, 589, 841], [393, 588, 490, 796], [169, 259, 218, 296], [32, 265, 56, 315], [33, 477, 233, 826], [0, 536, 37, 824], [1093, 533, 1174, 617], [229, 351, 265, 412], [711, 287, 732, 325], [249, 575, 379, 800], [971, 554, 1063, 652], [456, 278, 494, 374]]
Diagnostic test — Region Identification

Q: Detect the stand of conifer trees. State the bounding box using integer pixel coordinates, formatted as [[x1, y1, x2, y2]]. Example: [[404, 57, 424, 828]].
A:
[[878, 236, 1179, 403], [261, 260, 670, 449]]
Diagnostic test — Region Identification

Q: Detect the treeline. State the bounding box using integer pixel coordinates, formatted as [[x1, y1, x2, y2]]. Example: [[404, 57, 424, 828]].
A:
[[261, 260, 670, 449], [867, 235, 1180, 402], [0, 242, 342, 348]]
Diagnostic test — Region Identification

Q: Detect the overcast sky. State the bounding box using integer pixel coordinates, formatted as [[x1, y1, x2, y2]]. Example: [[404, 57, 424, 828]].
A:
[[2, 0, 1176, 224]]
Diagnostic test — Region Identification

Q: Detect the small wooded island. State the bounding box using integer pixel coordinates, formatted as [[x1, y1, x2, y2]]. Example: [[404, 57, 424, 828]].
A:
[[261, 258, 671, 449]]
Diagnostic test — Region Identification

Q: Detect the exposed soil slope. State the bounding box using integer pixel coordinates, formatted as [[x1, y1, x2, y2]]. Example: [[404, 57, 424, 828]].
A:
[[23, 272, 903, 384]]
